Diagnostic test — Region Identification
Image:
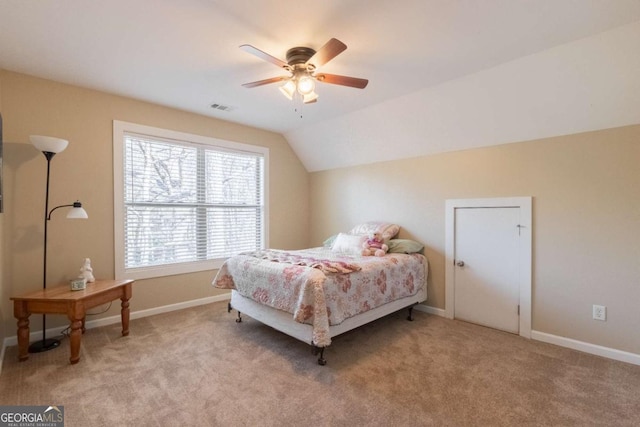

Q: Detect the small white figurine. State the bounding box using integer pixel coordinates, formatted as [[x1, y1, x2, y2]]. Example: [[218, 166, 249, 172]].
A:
[[79, 258, 95, 283]]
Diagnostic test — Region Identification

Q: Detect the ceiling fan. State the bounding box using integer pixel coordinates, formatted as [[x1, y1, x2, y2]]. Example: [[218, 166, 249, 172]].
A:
[[240, 38, 368, 104]]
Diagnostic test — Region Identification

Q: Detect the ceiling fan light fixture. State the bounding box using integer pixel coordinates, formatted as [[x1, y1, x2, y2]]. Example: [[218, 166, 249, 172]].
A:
[[279, 79, 296, 100], [296, 74, 315, 95], [303, 91, 318, 104]]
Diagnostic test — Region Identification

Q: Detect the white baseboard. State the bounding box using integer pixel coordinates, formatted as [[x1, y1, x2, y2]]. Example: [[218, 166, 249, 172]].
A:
[[408, 305, 640, 366], [415, 304, 446, 317], [531, 330, 640, 366], [89, 293, 231, 329], [2, 293, 231, 348]]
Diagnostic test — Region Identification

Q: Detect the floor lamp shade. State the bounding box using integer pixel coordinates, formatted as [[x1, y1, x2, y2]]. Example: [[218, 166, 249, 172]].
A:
[[66, 202, 89, 219], [30, 135, 69, 153], [47, 201, 89, 220]]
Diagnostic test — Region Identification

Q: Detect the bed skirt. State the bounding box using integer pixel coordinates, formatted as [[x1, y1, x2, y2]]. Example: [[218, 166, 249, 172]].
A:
[[229, 284, 427, 346]]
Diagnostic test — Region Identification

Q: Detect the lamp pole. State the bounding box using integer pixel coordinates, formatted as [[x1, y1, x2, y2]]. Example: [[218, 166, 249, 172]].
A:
[[43, 152, 54, 291], [29, 150, 60, 352]]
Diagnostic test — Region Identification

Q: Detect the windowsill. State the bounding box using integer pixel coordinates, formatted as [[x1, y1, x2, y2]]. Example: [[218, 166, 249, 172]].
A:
[[116, 258, 226, 280]]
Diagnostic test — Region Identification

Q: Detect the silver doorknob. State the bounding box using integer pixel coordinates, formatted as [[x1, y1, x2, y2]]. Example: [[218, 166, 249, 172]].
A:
[[456, 261, 465, 267]]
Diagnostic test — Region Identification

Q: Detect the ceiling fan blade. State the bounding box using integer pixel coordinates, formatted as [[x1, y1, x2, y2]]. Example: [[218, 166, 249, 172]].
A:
[[240, 44, 288, 69], [241, 76, 288, 88], [306, 38, 347, 67], [315, 73, 368, 89]]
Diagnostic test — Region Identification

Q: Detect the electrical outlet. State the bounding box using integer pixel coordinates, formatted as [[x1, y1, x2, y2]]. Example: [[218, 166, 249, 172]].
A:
[[593, 305, 606, 321]]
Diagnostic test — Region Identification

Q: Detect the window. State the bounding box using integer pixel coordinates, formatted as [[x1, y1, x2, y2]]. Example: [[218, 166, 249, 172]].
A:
[[113, 121, 268, 280]]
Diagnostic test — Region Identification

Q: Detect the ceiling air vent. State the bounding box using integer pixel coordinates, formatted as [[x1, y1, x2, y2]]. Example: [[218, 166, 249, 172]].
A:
[[210, 103, 235, 112]]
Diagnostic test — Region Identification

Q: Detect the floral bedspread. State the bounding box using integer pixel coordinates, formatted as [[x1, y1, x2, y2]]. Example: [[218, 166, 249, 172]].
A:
[[243, 249, 362, 274], [212, 247, 427, 347]]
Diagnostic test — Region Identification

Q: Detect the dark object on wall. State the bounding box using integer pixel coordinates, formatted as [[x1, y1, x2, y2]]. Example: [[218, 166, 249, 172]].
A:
[[0, 113, 3, 213]]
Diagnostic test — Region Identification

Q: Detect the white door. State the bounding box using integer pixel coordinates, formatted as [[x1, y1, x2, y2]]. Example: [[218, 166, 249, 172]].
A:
[[454, 207, 521, 333]]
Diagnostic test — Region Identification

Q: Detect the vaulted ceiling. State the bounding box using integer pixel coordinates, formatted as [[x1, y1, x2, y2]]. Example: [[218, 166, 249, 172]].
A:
[[1, 1, 639, 171]]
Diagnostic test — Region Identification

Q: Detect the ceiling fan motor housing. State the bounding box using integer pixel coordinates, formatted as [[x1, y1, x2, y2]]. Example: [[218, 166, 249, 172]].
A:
[[286, 47, 316, 66]]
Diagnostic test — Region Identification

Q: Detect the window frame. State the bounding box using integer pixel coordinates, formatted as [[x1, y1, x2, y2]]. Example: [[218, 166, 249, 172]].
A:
[[113, 120, 269, 280]]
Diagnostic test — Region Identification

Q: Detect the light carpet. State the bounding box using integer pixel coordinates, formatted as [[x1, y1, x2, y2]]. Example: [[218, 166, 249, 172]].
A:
[[1, 301, 639, 426]]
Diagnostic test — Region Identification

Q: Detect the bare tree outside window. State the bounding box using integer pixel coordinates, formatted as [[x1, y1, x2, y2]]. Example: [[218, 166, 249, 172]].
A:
[[123, 135, 264, 269]]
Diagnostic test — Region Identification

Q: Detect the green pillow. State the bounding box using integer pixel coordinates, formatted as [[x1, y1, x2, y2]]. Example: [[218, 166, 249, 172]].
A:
[[387, 239, 424, 254], [323, 234, 338, 248]]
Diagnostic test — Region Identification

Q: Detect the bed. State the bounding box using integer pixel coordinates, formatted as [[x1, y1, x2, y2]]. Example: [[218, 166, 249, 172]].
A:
[[212, 222, 427, 365]]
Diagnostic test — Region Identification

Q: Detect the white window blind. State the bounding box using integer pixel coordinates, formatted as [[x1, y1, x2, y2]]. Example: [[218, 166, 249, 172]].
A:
[[114, 121, 267, 279]]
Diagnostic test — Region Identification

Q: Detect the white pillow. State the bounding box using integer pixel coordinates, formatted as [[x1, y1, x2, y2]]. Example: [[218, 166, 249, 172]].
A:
[[349, 222, 400, 240], [331, 233, 366, 255]]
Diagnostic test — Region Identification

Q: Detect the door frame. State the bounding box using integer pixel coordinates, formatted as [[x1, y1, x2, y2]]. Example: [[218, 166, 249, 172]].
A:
[[445, 197, 532, 338]]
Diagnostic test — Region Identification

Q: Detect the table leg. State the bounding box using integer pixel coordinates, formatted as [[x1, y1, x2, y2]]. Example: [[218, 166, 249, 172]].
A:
[[67, 302, 85, 365], [15, 303, 30, 362], [69, 318, 83, 365], [121, 289, 130, 336]]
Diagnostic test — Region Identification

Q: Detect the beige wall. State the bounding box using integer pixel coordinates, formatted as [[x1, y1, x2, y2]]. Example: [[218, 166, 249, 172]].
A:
[[310, 125, 640, 355], [0, 70, 309, 337], [0, 74, 6, 347]]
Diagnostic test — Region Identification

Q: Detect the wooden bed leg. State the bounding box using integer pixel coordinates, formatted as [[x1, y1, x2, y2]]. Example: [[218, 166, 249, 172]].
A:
[[407, 305, 415, 321], [227, 302, 232, 313]]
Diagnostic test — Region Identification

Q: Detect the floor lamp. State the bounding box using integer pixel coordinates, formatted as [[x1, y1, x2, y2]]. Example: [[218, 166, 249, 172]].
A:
[[29, 135, 88, 353]]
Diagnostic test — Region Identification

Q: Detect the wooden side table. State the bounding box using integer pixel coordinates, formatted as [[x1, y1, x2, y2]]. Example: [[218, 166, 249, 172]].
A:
[[11, 279, 134, 364]]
